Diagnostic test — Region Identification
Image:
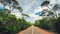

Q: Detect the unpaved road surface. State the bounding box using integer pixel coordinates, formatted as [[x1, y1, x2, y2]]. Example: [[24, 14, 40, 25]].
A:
[[18, 26, 55, 34]]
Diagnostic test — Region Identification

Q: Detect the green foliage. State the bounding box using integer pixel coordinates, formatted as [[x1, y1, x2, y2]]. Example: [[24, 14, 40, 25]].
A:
[[22, 13, 29, 17], [34, 20, 40, 27], [17, 7, 23, 12], [34, 17, 60, 33], [0, 0, 30, 34], [0, 16, 3, 22], [41, 1, 50, 6], [12, 0, 19, 5], [0, 12, 32, 34]]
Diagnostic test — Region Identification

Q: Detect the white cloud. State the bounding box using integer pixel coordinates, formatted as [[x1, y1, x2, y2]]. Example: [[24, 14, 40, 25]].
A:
[[34, 7, 43, 12], [10, 0, 60, 23], [11, 13, 22, 18], [5, 6, 10, 10], [28, 14, 43, 20], [11, 9, 22, 18], [16, 0, 45, 23], [50, 0, 60, 4], [50, 0, 56, 4]]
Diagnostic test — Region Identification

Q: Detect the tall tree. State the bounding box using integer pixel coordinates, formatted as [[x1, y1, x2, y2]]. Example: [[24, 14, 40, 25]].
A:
[[41, 1, 59, 18]]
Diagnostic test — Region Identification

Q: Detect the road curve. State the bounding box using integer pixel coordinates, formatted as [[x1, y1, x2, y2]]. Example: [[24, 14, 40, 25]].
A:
[[18, 26, 55, 34]]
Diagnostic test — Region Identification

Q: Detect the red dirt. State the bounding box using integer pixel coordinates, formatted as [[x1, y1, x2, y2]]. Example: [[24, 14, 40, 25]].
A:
[[18, 26, 56, 34]]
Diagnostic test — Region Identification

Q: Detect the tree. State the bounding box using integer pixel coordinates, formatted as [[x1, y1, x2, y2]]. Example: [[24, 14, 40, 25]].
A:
[[22, 13, 29, 18], [52, 4, 60, 17], [0, 0, 11, 12], [34, 20, 40, 27], [0, 0, 23, 16], [41, 1, 50, 7], [40, 1, 59, 18], [0, 0, 31, 34], [34, 16, 60, 34], [0, 11, 32, 34]]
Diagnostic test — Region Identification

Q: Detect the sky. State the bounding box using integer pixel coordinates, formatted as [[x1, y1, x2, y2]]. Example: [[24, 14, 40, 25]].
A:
[[17, 0, 45, 14], [12, 0, 60, 23], [0, 0, 60, 23], [0, 6, 3, 9], [17, 0, 45, 23], [16, 0, 60, 23], [0, 4, 4, 10]]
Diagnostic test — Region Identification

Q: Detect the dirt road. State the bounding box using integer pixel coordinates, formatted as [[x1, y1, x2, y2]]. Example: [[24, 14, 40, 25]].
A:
[[18, 26, 55, 34]]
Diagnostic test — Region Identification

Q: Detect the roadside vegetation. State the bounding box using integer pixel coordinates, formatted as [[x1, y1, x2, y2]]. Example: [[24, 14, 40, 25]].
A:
[[0, 11, 32, 34], [34, 1, 60, 34], [0, 0, 32, 34], [34, 17, 60, 34]]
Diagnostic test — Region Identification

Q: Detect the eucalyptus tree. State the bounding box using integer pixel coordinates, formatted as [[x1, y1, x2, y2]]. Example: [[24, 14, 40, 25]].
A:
[[9, 0, 29, 22], [0, 0, 7, 12], [41, 1, 49, 5], [40, 9, 55, 18], [0, 0, 12, 16], [11, 0, 29, 18], [0, 0, 20, 24], [52, 4, 60, 17], [11, 0, 27, 18], [41, 1, 52, 18], [22, 13, 29, 18], [41, 1, 59, 19], [11, 0, 30, 24], [0, 0, 22, 15], [0, 0, 11, 10]]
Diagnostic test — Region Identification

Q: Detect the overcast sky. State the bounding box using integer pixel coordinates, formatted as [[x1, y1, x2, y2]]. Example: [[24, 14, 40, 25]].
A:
[[16, 0, 46, 23], [0, 0, 60, 23], [17, 0, 45, 14], [16, 0, 60, 23]]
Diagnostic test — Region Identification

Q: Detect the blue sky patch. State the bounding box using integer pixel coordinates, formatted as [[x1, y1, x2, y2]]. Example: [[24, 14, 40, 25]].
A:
[[0, 5, 4, 10], [35, 11, 42, 15]]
